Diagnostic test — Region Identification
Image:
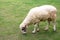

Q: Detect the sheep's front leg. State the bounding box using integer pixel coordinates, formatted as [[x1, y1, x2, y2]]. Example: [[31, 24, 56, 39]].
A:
[[52, 20, 56, 31], [32, 23, 39, 34]]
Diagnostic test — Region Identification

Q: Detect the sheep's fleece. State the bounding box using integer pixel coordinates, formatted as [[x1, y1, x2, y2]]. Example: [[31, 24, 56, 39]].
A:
[[20, 5, 57, 34]]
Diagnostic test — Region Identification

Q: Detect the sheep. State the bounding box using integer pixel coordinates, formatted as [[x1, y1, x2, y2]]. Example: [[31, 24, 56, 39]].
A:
[[19, 5, 57, 34]]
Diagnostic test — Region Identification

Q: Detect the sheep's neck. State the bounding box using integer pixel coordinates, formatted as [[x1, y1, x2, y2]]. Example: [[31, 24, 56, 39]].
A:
[[23, 17, 31, 26]]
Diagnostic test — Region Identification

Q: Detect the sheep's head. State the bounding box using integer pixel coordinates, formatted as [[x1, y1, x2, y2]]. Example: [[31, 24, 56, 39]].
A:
[[19, 23, 27, 34]]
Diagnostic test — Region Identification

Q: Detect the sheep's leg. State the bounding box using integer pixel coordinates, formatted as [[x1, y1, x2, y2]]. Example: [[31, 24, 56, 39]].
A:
[[52, 20, 56, 31], [32, 23, 39, 33], [44, 21, 50, 31], [36, 23, 40, 32]]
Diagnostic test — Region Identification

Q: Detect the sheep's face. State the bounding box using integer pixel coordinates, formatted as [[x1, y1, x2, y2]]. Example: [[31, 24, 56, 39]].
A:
[[20, 24, 26, 34]]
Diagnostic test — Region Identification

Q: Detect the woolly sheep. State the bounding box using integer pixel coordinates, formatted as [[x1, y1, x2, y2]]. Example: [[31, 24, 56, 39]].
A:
[[19, 5, 57, 34]]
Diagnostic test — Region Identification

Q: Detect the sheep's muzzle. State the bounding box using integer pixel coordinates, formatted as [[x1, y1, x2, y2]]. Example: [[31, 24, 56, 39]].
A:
[[21, 27, 26, 34]]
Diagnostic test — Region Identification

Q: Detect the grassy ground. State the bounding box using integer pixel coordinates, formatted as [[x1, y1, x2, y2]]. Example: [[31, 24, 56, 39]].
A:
[[0, 0, 60, 40]]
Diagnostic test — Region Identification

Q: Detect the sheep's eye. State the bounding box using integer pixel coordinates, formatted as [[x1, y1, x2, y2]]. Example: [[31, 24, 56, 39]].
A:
[[22, 27, 26, 32]]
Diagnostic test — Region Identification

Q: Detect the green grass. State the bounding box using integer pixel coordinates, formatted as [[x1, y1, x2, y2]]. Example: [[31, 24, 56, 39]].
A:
[[0, 0, 60, 40]]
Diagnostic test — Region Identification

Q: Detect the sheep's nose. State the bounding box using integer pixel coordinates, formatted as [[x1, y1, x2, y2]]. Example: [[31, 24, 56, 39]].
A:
[[21, 27, 26, 34], [22, 27, 26, 31]]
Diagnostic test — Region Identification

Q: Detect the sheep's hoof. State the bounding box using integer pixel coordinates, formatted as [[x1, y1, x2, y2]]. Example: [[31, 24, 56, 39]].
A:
[[32, 31, 36, 34], [44, 28, 48, 31], [44, 29, 48, 31], [53, 30, 56, 32], [37, 30, 39, 32], [37, 29, 40, 32]]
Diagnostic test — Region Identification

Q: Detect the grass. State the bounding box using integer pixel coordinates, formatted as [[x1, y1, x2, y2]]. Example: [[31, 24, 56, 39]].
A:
[[0, 0, 60, 40]]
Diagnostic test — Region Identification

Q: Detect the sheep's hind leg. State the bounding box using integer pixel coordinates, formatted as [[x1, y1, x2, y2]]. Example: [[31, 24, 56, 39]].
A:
[[44, 21, 50, 31]]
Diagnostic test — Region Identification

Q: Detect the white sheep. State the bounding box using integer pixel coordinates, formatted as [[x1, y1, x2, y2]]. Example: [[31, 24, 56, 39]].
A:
[[19, 5, 57, 34]]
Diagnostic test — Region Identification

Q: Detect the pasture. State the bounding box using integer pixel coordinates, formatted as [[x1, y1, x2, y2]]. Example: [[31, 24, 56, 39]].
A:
[[0, 0, 60, 40]]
